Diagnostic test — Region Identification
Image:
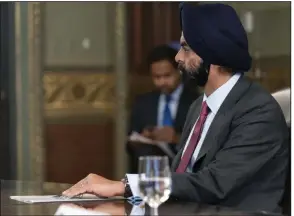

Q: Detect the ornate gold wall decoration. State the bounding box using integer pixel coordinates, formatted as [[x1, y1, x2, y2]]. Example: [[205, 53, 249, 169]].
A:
[[44, 72, 115, 119]]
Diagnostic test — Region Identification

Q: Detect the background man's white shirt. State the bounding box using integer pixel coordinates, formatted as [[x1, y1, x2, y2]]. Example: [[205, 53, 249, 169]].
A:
[[157, 83, 183, 126]]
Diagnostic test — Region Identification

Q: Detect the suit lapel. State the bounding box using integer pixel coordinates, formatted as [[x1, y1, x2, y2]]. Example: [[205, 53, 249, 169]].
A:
[[181, 103, 202, 150], [193, 76, 251, 164], [150, 92, 160, 126], [172, 98, 202, 171]]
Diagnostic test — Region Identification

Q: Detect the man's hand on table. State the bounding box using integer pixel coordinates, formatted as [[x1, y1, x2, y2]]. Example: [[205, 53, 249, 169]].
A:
[[62, 173, 124, 198]]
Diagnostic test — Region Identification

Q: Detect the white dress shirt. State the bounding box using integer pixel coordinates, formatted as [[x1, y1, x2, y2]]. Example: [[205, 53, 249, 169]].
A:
[[157, 83, 183, 126], [127, 73, 241, 197]]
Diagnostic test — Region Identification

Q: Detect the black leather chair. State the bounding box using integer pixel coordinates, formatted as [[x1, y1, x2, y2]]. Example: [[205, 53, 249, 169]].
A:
[[280, 126, 290, 215]]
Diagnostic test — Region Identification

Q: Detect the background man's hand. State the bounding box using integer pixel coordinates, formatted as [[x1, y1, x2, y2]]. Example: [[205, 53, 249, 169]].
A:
[[152, 126, 179, 143], [141, 126, 155, 139], [62, 173, 124, 198], [141, 129, 152, 139]]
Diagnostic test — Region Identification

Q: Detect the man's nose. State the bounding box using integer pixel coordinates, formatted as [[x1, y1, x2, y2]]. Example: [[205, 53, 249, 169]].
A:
[[175, 51, 182, 63]]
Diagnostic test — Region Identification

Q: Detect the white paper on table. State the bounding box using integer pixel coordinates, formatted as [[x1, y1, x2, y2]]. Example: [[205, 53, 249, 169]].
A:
[[129, 131, 156, 144], [55, 204, 110, 215], [10, 195, 126, 204], [128, 131, 175, 158]]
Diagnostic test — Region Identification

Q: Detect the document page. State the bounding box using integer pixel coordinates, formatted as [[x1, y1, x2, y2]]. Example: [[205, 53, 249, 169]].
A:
[[10, 194, 126, 204], [128, 131, 156, 144], [129, 131, 175, 158]]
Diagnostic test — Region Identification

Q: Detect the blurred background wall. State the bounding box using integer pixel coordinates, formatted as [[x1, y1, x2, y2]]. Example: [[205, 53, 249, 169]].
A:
[[43, 2, 119, 183], [0, 1, 291, 183]]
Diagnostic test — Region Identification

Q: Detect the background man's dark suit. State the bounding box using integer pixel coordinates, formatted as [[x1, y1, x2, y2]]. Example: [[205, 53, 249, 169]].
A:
[[170, 76, 289, 213], [127, 86, 199, 172]]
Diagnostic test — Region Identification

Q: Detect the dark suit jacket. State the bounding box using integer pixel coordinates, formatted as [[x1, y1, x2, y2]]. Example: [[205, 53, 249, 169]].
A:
[[170, 76, 289, 213], [129, 86, 199, 137]]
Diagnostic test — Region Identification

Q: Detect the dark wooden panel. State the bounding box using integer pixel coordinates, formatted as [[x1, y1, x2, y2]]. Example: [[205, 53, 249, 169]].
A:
[[127, 2, 181, 74], [45, 121, 114, 184], [0, 2, 14, 180]]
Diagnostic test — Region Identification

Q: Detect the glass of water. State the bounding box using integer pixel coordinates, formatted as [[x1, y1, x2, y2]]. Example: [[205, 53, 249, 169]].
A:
[[138, 156, 172, 216]]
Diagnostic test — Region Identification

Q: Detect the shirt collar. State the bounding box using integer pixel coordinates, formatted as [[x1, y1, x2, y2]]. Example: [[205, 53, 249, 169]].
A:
[[161, 83, 184, 102], [172, 83, 184, 101], [203, 73, 241, 114]]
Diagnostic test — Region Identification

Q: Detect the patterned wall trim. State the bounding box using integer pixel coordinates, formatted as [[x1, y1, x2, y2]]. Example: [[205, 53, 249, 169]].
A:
[[44, 72, 115, 119]]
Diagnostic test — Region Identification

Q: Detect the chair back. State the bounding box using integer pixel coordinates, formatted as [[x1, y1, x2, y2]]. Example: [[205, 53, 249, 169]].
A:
[[272, 88, 290, 126]]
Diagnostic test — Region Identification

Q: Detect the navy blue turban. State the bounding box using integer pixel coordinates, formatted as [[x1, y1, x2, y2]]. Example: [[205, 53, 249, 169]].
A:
[[179, 3, 252, 72], [169, 41, 181, 51]]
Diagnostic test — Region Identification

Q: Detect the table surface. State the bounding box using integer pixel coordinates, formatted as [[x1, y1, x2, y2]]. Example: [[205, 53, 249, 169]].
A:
[[1, 180, 283, 216]]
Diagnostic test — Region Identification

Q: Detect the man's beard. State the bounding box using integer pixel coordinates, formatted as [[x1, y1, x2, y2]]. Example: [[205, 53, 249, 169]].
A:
[[178, 63, 209, 87]]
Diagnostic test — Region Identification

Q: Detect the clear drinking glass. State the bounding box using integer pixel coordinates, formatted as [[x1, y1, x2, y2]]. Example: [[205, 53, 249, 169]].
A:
[[138, 156, 172, 216]]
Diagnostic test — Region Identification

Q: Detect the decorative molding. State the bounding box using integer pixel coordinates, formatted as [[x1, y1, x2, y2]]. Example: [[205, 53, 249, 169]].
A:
[[44, 72, 115, 119], [43, 65, 114, 73]]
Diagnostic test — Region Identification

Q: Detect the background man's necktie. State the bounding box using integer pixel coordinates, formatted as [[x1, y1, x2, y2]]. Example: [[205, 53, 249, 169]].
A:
[[176, 101, 210, 173], [163, 94, 173, 126]]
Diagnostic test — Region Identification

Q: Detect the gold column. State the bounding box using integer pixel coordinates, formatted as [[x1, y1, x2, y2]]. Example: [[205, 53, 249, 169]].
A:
[[14, 2, 44, 181], [28, 2, 45, 182], [114, 2, 128, 179]]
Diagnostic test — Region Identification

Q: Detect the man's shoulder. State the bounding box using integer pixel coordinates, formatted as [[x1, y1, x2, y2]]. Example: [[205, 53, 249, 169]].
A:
[[133, 90, 159, 104], [239, 81, 281, 110], [234, 80, 286, 124]]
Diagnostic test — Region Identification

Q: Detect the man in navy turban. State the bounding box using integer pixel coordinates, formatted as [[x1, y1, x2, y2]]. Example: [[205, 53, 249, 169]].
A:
[[177, 2, 252, 87], [62, 3, 289, 214]]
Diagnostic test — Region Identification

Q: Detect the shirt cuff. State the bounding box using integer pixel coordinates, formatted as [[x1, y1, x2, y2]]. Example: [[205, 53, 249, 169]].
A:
[[126, 174, 140, 197]]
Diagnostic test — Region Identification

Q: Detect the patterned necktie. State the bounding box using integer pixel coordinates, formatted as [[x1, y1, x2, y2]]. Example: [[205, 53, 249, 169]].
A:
[[176, 101, 210, 173], [162, 94, 173, 126]]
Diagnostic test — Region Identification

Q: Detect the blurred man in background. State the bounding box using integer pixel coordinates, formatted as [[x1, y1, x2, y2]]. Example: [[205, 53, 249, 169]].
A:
[[127, 44, 200, 172]]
